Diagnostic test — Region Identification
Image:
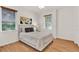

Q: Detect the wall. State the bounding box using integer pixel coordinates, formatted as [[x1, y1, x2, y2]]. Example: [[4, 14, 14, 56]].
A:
[[0, 6, 39, 46], [57, 7, 79, 42], [72, 7, 79, 45], [57, 7, 74, 40]]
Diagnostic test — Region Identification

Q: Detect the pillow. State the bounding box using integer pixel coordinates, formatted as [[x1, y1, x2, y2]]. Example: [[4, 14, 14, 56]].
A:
[[25, 27, 34, 32]]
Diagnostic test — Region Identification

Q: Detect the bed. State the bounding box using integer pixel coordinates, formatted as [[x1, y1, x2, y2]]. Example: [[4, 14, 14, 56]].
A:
[[19, 25, 54, 51]]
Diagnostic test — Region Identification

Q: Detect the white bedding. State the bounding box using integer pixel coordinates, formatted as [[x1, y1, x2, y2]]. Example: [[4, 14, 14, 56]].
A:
[[19, 31, 53, 51], [20, 31, 52, 39]]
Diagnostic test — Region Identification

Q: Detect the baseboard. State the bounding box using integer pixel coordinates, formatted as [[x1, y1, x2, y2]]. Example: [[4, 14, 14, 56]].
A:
[[56, 37, 79, 47], [0, 39, 19, 47], [56, 37, 79, 46], [56, 37, 74, 42]]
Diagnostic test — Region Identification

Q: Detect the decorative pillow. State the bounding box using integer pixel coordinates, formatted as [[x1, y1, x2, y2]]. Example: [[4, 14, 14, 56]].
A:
[[25, 27, 34, 32]]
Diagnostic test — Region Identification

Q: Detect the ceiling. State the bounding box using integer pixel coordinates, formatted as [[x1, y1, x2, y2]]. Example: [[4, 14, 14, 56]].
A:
[[23, 6, 76, 14], [22, 6, 64, 14], [10, 6, 72, 14]]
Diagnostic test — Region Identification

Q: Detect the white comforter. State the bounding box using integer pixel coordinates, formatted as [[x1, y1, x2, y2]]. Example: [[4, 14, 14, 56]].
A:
[[20, 31, 52, 39], [19, 31, 53, 51]]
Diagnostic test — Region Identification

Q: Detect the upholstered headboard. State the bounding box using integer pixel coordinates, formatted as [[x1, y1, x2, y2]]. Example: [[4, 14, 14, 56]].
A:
[[19, 24, 35, 33]]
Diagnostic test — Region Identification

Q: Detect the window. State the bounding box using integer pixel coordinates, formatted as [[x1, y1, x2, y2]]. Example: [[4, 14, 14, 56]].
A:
[[44, 14, 52, 31], [2, 8, 16, 31]]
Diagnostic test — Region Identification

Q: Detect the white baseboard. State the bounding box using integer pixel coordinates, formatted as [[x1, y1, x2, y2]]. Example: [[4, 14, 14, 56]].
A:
[[56, 36, 74, 41], [57, 36, 79, 46]]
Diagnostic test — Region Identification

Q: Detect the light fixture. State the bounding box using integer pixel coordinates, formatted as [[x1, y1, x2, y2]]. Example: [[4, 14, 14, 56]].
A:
[[38, 6, 45, 9]]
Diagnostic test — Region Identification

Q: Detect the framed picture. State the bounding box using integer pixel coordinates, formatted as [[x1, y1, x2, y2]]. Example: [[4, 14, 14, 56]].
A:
[[20, 16, 32, 24]]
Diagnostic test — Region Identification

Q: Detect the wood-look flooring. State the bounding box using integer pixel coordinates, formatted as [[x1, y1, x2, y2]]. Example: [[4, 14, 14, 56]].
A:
[[0, 38, 79, 52]]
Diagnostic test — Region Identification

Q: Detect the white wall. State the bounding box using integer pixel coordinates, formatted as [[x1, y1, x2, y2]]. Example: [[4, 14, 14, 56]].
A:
[[72, 7, 79, 45], [57, 7, 79, 42], [57, 7, 74, 40], [0, 31, 18, 46], [0, 6, 39, 46]]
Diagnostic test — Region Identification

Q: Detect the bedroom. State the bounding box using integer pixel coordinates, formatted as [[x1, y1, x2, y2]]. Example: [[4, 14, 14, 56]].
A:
[[0, 6, 79, 52]]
